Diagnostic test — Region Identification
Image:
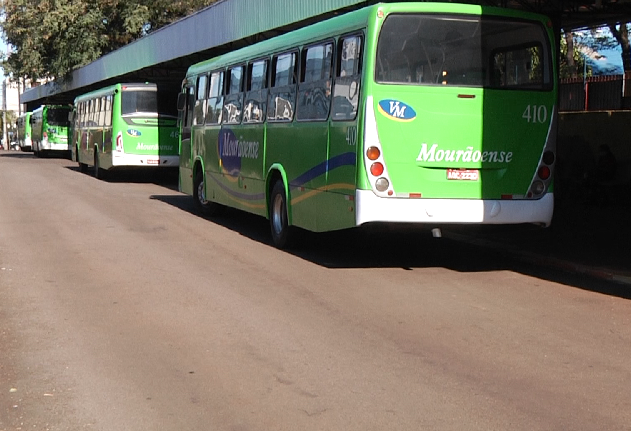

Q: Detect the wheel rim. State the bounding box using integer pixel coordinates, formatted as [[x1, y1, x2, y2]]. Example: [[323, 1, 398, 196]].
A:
[[272, 194, 284, 235], [197, 179, 207, 206]]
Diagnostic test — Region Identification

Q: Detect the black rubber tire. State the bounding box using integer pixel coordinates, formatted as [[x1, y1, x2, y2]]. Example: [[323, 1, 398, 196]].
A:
[[94, 152, 108, 180], [78, 146, 88, 173], [269, 180, 298, 249]]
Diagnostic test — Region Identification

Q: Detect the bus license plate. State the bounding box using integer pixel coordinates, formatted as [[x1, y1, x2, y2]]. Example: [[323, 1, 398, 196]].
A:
[[147, 159, 160, 165], [447, 169, 479, 181]]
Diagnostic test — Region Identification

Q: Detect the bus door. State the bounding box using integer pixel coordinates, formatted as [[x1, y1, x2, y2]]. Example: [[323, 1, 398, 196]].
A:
[[86, 100, 101, 164], [266, 51, 320, 227], [326, 34, 363, 230], [178, 82, 195, 195], [234, 60, 268, 215], [218, 65, 266, 214], [292, 44, 334, 231]]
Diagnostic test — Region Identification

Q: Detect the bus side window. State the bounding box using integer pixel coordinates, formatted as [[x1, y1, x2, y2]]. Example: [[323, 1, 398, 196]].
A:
[[268, 51, 297, 122], [194, 74, 207, 125], [244, 59, 268, 123], [297, 42, 333, 121], [77, 102, 85, 128], [105, 95, 112, 127], [206, 71, 224, 125], [332, 34, 363, 121], [223, 66, 244, 124], [180, 85, 195, 141], [88, 100, 95, 127], [98, 97, 106, 127]]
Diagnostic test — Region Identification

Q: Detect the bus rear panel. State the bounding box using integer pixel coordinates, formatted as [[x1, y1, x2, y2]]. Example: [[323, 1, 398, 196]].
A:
[[357, 6, 556, 227]]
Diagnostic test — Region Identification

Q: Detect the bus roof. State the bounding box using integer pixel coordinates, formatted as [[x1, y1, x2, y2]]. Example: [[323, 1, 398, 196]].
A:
[[186, 6, 373, 77], [185, 2, 552, 77]]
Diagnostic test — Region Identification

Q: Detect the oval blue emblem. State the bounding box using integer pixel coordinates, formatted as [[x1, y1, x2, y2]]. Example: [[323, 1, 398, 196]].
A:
[[377, 99, 416, 122], [126, 129, 142, 137]]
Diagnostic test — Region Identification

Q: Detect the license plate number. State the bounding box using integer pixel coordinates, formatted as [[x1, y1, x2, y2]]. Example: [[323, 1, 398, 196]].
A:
[[447, 169, 479, 181], [147, 159, 160, 165]]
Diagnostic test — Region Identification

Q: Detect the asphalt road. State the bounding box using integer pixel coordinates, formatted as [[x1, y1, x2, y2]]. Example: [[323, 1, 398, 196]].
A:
[[1, 152, 630, 431]]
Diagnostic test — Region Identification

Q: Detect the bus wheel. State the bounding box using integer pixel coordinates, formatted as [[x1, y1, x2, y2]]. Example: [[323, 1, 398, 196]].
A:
[[269, 180, 298, 249], [193, 169, 224, 216], [94, 153, 107, 180], [78, 147, 88, 173]]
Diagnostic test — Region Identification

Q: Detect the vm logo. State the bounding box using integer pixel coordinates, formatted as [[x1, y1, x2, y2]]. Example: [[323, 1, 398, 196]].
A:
[[378, 99, 417, 122]]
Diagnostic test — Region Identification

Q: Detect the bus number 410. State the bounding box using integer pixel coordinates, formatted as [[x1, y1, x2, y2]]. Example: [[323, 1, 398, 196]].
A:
[[522, 104, 548, 124]]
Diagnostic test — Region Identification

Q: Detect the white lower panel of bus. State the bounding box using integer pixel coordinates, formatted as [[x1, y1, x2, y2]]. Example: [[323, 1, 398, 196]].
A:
[[40, 142, 68, 151], [112, 153, 179, 167], [355, 191, 554, 227]]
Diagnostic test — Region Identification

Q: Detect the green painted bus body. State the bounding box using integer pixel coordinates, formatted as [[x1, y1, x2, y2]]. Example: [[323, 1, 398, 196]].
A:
[[16, 112, 32, 151], [31, 105, 71, 156], [180, 2, 557, 235], [72, 83, 179, 172]]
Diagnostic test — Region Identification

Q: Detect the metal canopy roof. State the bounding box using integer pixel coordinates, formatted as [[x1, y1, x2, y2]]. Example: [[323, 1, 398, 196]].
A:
[[20, 0, 631, 110]]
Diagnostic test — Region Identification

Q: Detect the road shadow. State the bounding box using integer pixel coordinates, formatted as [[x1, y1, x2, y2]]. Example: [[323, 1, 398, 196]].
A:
[[150, 193, 629, 299], [0, 151, 36, 159], [65, 165, 179, 190]]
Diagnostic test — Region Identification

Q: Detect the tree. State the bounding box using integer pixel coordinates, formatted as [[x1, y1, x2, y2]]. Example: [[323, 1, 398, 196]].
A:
[[560, 31, 591, 79], [1, 0, 217, 81], [608, 23, 631, 72], [572, 25, 629, 74]]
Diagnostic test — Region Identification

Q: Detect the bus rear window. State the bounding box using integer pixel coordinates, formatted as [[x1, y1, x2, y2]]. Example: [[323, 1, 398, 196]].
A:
[[122, 90, 159, 115], [47, 108, 70, 125], [376, 14, 552, 89]]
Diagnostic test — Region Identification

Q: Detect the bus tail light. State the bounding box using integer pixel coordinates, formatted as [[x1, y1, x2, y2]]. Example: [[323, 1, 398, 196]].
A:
[[364, 96, 395, 197], [542, 151, 555, 165], [370, 162, 384, 176], [366, 146, 380, 160], [115, 132, 123, 152], [538, 165, 551, 180], [530, 181, 545, 196], [375, 178, 389, 192]]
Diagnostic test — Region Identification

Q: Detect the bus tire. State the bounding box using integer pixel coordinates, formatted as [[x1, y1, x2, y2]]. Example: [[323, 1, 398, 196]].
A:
[[94, 152, 108, 180], [269, 180, 298, 249], [78, 147, 88, 173], [193, 169, 224, 216]]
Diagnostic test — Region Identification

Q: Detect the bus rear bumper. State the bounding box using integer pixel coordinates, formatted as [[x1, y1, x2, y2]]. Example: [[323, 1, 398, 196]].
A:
[[113, 154, 179, 167], [40, 142, 69, 151], [355, 191, 554, 227]]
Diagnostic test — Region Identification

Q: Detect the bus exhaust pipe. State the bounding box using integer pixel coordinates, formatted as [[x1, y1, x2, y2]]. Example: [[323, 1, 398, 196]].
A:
[[431, 228, 442, 238]]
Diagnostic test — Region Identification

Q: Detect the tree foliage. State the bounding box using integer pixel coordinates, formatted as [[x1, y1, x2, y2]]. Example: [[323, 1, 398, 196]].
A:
[[608, 23, 631, 71], [1, 0, 217, 81], [560, 32, 591, 79]]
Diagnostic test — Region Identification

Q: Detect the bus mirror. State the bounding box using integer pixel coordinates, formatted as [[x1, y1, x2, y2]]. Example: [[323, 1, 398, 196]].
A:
[[177, 93, 187, 111]]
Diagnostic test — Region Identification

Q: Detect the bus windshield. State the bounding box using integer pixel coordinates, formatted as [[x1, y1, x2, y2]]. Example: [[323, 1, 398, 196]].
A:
[[376, 14, 552, 89]]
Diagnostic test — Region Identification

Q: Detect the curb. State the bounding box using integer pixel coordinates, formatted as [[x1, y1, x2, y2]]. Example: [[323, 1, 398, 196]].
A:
[[443, 231, 631, 287]]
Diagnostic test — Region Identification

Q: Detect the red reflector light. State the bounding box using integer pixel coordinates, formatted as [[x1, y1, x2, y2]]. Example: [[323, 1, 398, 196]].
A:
[[457, 94, 476, 99], [501, 194, 513, 200], [409, 193, 422, 198], [538, 166, 551, 180], [370, 162, 384, 176], [366, 146, 380, 161]]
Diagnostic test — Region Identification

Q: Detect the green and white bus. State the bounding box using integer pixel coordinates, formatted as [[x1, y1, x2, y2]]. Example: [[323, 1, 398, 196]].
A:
[[16, 112, 32, 152], [178, 2, 557, 248], [31, 105, 71, 157], [71, 83, 179, 179]]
